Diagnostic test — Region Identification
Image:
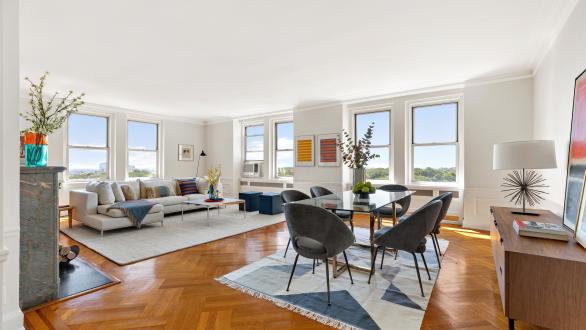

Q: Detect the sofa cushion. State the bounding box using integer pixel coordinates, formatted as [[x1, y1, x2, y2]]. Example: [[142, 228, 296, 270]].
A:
[[185, 193, 207, 201], [97, 203, 164, 218], [121, 185, 137, 201], [146, 196, 188, 206], [139, 179, 178, 199], [86, 181, 115, 205], [118, 180, 140, 198], [111, 182, 126, 202]]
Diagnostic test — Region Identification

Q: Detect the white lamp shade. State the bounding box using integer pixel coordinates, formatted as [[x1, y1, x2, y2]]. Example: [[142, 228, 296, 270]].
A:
[[493, 140, 557, 170]]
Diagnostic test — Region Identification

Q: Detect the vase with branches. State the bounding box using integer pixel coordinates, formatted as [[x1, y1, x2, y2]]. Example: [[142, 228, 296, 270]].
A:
[[337, 122, 380, 186], [207, 165, 222, 201], [20, 72, 85, 167]]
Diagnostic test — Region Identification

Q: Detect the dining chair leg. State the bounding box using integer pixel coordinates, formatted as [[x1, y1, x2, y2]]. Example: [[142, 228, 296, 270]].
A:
[[420, 252, 431, 280], [284, 238, 291, 258], [412, 253, 424, 297], [312, 259, 316, 274], [286, 253, 299, 291], [434, 233, 442, 256], [394, 250, 399, 260], [430, 234, 441, 267], [349, 218, 355, 232], [342, 250, 353, 284], [380, 249, 385, 269], [368, 246, 381, 284], [324, 258, 331, 305]]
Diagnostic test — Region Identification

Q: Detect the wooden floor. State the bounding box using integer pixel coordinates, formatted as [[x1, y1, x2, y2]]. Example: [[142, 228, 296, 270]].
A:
[[24, 216, 542, 329]]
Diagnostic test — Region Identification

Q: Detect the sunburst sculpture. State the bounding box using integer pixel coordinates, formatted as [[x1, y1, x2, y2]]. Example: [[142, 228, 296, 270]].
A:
[[501, 169, 548, 215]]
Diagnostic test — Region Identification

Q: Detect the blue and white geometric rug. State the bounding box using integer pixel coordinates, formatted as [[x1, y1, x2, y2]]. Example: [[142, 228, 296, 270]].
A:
[[217, 228, 448, 330]]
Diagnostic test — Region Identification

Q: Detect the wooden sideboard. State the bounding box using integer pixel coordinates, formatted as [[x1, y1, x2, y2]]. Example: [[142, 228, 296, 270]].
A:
[[490, 207, 586, 329]]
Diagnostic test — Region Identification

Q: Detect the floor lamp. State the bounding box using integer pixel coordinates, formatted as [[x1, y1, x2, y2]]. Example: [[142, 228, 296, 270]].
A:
[[493, 140, 556, 216], [196, 150, 206, 177]]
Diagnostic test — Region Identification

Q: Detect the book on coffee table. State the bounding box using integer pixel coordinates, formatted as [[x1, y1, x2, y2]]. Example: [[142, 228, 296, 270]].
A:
[[512, 219, 569, 241]]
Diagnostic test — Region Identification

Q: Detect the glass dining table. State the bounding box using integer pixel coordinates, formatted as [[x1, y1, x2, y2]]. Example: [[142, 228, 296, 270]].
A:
[[293, 189, 415, 277]]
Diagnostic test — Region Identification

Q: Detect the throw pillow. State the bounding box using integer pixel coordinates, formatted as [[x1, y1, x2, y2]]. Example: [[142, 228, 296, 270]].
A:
[[196, 177, 210, 195], [121, 185, 137, 201], [86, 181, 115, 205], [177, 179, 198, 196], [145, 186, 171, 199], [139, 179, 177, 199], [111, 182, 126, 202]]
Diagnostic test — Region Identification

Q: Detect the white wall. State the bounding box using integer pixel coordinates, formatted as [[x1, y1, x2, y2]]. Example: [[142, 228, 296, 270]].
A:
[[533, 0, 586, 216], [1, 0, 24, 328], [293, 104, 345, 194], [205, 120, 239, 196], [463, 78, 534, 229], [19, 101, 206, 204]]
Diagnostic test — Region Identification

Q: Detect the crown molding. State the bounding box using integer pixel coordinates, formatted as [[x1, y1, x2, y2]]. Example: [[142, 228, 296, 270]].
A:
[[531, 0, 579, 75], [19, 97, 206, 125]]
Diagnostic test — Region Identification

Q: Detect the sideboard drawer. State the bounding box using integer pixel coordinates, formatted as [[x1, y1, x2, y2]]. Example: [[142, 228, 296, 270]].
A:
[[490, 218, 506, 313]]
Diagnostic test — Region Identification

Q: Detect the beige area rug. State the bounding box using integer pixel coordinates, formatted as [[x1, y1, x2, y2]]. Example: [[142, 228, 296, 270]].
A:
[[61, 208, 284, 265]]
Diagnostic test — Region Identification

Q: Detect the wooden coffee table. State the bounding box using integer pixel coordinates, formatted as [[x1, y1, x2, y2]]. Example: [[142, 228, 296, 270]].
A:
[[181, 198, 246, 221]]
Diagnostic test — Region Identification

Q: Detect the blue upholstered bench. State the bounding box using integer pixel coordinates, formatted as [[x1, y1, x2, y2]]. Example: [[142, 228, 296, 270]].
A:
[[259, 192, 283, 215], [239, 191, 262, 212]]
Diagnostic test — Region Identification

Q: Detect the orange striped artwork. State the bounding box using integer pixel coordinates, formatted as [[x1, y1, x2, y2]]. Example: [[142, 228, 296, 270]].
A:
[[296, 136, 314, 166], [318, 134, 340, 166]]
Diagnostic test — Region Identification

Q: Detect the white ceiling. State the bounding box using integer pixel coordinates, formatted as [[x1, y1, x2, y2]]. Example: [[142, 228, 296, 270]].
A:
[[20, 0, 574, 121]]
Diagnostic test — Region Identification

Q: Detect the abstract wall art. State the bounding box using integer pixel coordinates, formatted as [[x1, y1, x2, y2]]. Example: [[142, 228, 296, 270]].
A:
[[563, 68, 586, 231], [295, 135, 314, 167], [317, 134, 340, 167]]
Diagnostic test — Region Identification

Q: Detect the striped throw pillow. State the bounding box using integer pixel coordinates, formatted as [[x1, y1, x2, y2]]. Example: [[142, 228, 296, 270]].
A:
[[177, 179, 198, 196]]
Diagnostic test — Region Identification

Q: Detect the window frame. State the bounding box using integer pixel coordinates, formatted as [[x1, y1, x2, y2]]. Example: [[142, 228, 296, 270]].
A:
[[352, 108, 393, 183], [65, 112, 111, 182], [243, 123, 265, 162], [126, 119, 161, 179], [274, 120, 294, 179], [407, 96, 463, 187]]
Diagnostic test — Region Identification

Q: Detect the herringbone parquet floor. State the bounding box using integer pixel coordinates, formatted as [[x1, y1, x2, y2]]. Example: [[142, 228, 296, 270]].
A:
[[24, 216, 542, 329]]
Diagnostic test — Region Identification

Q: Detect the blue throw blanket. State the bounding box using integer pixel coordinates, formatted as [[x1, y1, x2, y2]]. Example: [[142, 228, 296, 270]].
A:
[[108, 200, 156, 228]]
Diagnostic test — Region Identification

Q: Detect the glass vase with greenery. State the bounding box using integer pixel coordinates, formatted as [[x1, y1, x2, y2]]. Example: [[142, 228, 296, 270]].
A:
[[20, 72, 85, 167], [338, 122, 380, 186]]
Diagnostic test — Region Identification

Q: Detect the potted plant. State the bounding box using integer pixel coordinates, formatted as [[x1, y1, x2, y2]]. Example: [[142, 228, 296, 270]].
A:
[[20, 72, 85, 167], [206, 165, 222, 201], [337, 122, 380, 186], [353, 181, 376, 199]]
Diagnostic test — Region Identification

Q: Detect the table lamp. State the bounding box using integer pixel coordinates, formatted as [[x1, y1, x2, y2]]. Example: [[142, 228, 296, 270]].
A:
[[493, 140, 557, 216]]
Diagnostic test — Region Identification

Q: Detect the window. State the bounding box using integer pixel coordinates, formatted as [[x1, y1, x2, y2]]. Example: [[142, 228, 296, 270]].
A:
[[411, 102, 458, 184], [245, 124, 264, 161], [67, 114, 109, 180], [355, 110, 391, 181], [275, 121, 294, 177], [128, 120, 159, 178]]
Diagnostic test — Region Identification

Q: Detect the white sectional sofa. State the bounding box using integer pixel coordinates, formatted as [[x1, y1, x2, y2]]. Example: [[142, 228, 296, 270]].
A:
[[70, 178, 216, 235]]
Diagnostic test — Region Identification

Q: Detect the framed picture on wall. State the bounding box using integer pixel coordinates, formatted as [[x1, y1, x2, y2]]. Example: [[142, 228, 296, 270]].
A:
[[295, 135, 314, 167], [563, 68, 586, 231], [317, 134, 340, 167], [178, 144, 194, 161], [574, 172, 586, 248]]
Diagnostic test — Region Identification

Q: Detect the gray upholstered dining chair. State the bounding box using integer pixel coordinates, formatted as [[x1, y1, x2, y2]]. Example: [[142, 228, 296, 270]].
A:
[[281, 190, 311, 258], [368, 200, 442, 297], [427, 192, 453, 267], [283, 203, 355, 305], [376, 184, 411, 228], [310, 186, 354, 232]]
